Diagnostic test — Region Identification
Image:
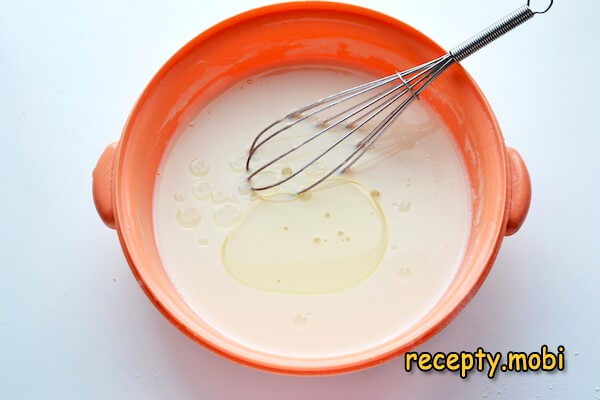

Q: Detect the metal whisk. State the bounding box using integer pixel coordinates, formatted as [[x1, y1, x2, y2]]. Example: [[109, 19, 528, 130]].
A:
[[246, 1, 553, 194]]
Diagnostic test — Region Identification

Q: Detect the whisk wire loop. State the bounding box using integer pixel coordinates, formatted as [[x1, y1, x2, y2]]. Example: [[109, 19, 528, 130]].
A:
[[246, 2, 552, 194]]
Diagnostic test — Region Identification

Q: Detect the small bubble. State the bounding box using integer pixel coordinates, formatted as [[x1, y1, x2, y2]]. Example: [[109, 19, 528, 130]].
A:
[[292, 314, 308, 326], [424, 153, 432, 160], [281, 166, 293, 177], [324, 212, 331, 218], [211, 190, 228, 204], [198, 237, 208, 246], [390, 244, 397, 250], [214, 204, 241, 227], [246, 78, 253, 84], [247, 156, 261, 170], [229, 155, 246, 172], [188, 121, 195, 127], [313, 237, 321, 245], [316, 119, 329, 128], [396, 201, 411, 213], [370, 189, 381, 198], [398, 266, 411, 277], [405, 178, 412, 187], [337, 230, 344, 237], [189, 158, 210, 176], [344, 237, 350, 242], [238, 181, 252, 195], [192, 181, 212, 201], [283, 226, 289, 231], [176, 207, 201, 229], [173, 192, 186, 202]]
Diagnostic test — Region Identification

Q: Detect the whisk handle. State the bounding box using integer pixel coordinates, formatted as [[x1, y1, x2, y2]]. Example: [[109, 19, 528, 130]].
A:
[[450, 2, 549, 62]]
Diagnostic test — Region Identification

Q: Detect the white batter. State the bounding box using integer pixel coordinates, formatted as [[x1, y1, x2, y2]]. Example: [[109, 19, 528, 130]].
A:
[[154, 66, 472, 358]]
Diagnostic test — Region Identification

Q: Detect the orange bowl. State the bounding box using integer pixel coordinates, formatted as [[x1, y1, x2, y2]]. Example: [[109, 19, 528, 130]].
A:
[[92, 1, 531, 375]]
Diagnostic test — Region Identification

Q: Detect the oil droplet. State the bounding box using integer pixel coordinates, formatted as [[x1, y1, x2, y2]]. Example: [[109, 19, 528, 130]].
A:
[[281, 166, 293, 177], [324, 212, 331, 218], [211, 190, 228, 204], [292, 314, 308, 326], [283, 226, 289, 231], [304, 162, 325, 178], [176, 207, 201, 229], [222, 178, 386, 294], [214, 204, 241, 227], [298, 192, 311, 201], [337, 230, 344, 237], [229, 155, 246, 172], [189, 158, 210, 176], [398, 266, 411, 278], [198, 237, 208, 246], [246, 79, 253, 84], [238, 181, 252, 195], [192, 181, 212, 201], [173, 192, 186, 203], [370, 189, 381, 198]]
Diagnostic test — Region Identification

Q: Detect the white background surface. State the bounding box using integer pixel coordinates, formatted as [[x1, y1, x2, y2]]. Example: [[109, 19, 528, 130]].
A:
[[1, 0, 599, 398]]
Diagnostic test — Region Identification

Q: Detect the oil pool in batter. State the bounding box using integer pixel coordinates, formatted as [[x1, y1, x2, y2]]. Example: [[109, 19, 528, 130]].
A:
[[153, 65, 472, 358]]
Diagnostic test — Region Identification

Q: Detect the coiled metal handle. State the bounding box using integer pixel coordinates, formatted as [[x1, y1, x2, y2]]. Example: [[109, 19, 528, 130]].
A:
[[450, 1, 552, 62]]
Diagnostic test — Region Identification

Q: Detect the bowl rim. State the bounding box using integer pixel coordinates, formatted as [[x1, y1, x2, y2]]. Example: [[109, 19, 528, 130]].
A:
[[112, 1, 509, 375]]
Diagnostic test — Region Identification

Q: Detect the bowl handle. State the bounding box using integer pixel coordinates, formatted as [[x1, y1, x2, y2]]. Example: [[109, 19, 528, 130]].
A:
[[505, 147, 531, 236], [93, 142, 118, 229]]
